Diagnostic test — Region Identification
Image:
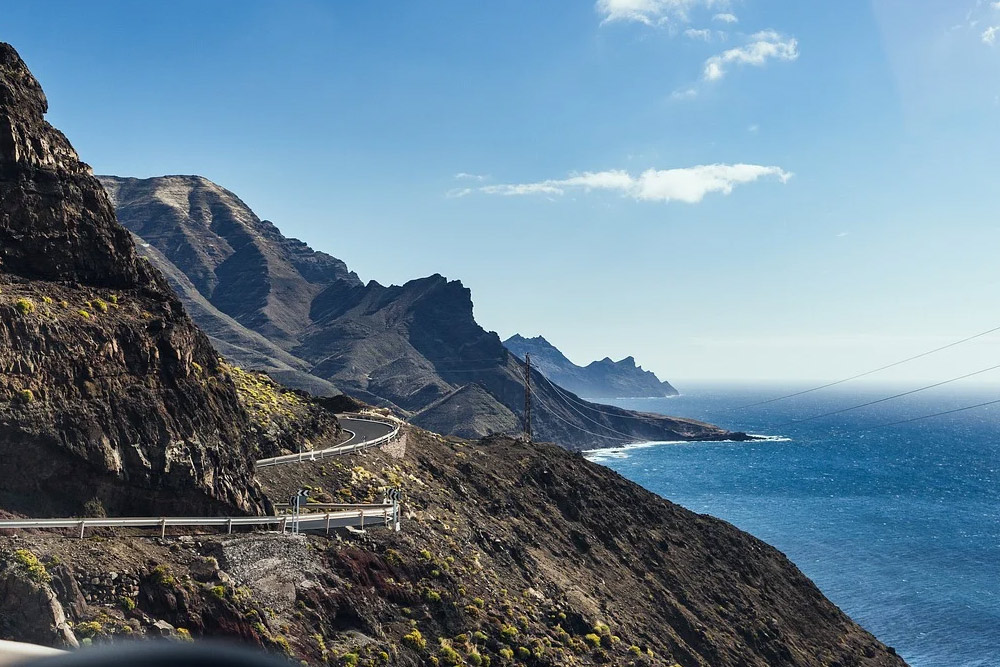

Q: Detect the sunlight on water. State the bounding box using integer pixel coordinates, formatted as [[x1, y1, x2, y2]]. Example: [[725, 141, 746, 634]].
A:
[[587, 385, 1000, 667]]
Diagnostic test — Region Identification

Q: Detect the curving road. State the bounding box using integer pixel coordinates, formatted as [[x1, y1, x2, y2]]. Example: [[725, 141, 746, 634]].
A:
[[338, 416, 396, 447], [255, 414, 399, 468]]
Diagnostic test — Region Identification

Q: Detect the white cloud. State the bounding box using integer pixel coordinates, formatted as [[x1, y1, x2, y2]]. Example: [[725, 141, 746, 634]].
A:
[[713, 12, 738, 23], [465, 164, 792, 204], [684, 28, 713, 40], [703, 30, 799, 81], [596, 0, 727, 26], [671, 87, 699, 100], [983, 25, 999, 44], [454, 172, 489, 181]]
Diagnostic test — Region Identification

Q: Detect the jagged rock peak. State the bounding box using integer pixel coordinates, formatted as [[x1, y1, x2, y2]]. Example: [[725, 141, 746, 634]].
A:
[[0, 42, 153, 289]]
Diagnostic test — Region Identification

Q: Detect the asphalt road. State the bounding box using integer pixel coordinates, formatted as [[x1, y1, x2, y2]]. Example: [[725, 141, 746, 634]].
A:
[[339, 416, 395, 446]]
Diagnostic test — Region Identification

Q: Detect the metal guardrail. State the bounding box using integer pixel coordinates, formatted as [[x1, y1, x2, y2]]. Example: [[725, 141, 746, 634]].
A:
[[255, 416, 401, 468], [0, 506, 397, 539], [0, 415, 405, 540]]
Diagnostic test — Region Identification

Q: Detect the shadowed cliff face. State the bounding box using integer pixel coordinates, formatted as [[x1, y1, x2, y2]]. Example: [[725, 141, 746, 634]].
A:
[[99, 175, 739, 449], [0, 43, 267, 517]]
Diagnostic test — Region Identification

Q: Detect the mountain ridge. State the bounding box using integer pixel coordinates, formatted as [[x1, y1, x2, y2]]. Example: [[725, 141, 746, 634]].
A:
[[505, 333, 679, 399], [99, 174, 741, 450]]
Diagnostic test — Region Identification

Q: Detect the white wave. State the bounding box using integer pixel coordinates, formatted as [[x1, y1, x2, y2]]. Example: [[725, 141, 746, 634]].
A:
[[583, 434, 791, 462]]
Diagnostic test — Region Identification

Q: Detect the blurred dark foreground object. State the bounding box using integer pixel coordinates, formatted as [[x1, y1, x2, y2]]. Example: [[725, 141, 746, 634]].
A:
[[14, 642, 292, 667]]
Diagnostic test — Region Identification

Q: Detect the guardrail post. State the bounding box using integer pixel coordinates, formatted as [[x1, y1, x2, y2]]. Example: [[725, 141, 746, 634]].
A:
[[227, 518, 233, 535], [360, 510, 365, 531], [394, 499, 401, 532], [79, 520, 86, 540], [160, 518, 167, 539], [325, 513, 331, 535], [280, 517, 287, 534]]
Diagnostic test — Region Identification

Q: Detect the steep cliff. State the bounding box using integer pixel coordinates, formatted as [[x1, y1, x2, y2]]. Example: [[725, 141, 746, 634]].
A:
[[0, 43, 267, 517], [0, 427, 908, 667], [505, 334, 679, 399], [99, 175, 738, 450]]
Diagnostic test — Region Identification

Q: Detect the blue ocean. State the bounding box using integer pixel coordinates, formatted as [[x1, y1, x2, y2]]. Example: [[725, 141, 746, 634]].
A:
[[586, 384, 999, 667]]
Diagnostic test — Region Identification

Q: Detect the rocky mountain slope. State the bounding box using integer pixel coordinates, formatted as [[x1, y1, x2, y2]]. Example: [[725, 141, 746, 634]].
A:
[[505, 334, 678, 399], [0, 43, 272, 517], [0, 427, 907, 667], [99, 175, 735, 450]]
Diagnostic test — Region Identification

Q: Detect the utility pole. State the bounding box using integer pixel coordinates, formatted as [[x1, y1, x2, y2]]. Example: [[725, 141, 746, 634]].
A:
[[523, 352, 532, 442]]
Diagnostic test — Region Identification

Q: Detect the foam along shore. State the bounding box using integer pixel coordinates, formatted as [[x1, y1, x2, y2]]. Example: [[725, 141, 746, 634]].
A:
[[584, 434, 792, 463]]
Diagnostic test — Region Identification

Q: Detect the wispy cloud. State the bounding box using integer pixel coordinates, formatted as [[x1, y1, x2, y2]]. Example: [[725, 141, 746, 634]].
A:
[[671, 87, 700, 100], [454, 172, 489, 181], [684, 28, 714, 40], [713, 12, 738, 23], [983, 25, 999, 44], [455, 164, 792, 204], [596, 0, 728, 26], [703, 30, 799, 81]]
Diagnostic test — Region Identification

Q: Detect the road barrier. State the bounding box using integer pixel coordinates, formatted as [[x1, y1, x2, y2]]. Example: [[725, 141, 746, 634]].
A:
[[256, 415, 401, 468], [0, 505, 398, 539], [0, 414, 405, 540]]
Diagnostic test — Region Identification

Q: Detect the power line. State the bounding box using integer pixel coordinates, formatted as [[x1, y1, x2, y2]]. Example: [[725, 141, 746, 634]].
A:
[[535, 371, 645, 440], [777, 362, 1000, 427], [867, 397, 1000, 429], [532, 391, 635, 442], [523, 353, 532, 442], [736, 324, 1000, 410]]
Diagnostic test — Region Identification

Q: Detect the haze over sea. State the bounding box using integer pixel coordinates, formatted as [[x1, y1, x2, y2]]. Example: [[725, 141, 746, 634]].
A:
[[586, 384, 999, 667]]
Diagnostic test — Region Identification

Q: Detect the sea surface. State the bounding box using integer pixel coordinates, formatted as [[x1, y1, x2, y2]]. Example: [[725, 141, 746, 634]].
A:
[[584, 383, 999, 667]]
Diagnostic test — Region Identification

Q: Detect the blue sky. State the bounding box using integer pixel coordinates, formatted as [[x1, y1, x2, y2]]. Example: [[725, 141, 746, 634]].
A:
[[5, 0, 1000, 383]]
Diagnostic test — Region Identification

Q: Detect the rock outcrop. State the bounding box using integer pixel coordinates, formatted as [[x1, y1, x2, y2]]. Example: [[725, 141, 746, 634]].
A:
[[0, 43, 267, 517], [99, 175, 738, 449], [505, 334, 679, 398]]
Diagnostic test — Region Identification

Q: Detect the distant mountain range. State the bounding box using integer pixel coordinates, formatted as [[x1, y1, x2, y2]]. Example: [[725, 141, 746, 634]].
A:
[[504, 334, 678, 398], [99, 175, 742, 449]]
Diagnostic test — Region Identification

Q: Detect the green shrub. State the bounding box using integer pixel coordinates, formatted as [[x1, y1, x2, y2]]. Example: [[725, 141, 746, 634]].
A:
[[209, 585, 227, 599], [74, 621, 102, 638], [151, 564, 175, 586], [516, 646, 531, 659], [593, 622, 610, 636], [423, 589, 441, 603], [437, 643, 461, 666], [41, 296, 53, 304], [498, 648, 513, 661], [120, 597, 136, 612], [628, 645, 642, 655], [402, 628, 426, 650], [499, 624, 518, 642], [272, 635, 291, 654], [176, 628, 193, 642], [92, 299, 108, 313], [82, 498, 106, 518], [340, 653, 359, 666], [16, 389, 33, 404], [467, 652, 483, 666], [14, 298, 34, 315], [108, 294, 119, 304], [77, 309, 91, 319], [584, 633, 602, 648], [472, 597, 485, 608], [13, 549, 50, 583]]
